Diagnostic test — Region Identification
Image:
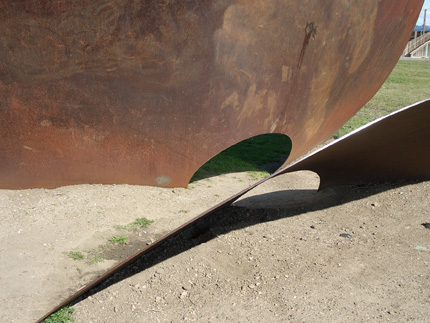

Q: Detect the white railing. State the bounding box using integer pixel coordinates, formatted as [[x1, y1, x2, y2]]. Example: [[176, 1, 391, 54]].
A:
[[403, 32, 430, 56]]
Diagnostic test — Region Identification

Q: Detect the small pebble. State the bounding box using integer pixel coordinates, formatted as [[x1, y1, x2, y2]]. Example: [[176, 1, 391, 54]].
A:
[[339, 233, 352, 239]]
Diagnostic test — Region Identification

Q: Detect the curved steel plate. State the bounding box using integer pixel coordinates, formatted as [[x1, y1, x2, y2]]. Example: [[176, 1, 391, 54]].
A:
[[0, 0, 423, 188], [283, 99, 430, 188]]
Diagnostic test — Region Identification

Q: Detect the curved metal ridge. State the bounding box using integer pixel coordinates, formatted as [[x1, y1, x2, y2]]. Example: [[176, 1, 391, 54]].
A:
[[282, 99, 430, 188], [0, 0, 423, 189], [38, 99, 430, 322]]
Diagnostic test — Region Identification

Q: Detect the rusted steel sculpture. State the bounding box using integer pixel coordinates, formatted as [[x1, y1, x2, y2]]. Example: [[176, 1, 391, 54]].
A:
[[0, 0, 424, 189], [38, 99, 430, 322], [2, 1, 427, 321]]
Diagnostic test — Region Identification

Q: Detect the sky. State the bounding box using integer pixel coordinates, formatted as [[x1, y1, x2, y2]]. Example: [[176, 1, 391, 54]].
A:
[[416, 0, 430, 25]]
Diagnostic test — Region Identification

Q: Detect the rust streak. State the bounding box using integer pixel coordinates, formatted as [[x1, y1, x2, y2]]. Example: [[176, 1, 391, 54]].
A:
[[297, 22, 317, 69]]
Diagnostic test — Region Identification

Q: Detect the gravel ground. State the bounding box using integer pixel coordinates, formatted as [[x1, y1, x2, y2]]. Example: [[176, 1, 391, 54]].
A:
[[1, 171, 429, 322]]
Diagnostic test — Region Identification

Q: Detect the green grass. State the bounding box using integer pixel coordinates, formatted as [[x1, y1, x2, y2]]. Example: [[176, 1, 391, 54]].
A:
[[247, 170, 269, 181], [86, 257, 104, 265], [132, 217, 154, 228], [334, 60, 430, 138], [66, 251, 84, 261], [114, 217, 154, 231], [108, 235, 129, 245], [66, 248, 107, 265], [43, 307, 74, 323], [191, 133, 292, 181]]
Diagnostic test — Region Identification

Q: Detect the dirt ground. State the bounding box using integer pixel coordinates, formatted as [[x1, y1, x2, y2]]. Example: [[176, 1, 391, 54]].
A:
[[1, 169, 429, 322]]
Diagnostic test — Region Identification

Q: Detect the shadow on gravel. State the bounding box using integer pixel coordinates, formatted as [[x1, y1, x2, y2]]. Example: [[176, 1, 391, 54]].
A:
[[70, 179, 421, 307]]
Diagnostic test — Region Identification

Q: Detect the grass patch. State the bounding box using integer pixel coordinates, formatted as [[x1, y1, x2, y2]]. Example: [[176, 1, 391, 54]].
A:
[[86, 257, 104, 265], [178, 209, 189, 214], [114, 217, 154, 231], [191, 133, 291, 181], [43, 306, 75, 323], [334, 60, 430, 138], [132, 217, 154, 228], [66, 251, 84, 261], [108, 235, 129, 245], [247, 170, 269, 181], [66, 249, 106, 265]]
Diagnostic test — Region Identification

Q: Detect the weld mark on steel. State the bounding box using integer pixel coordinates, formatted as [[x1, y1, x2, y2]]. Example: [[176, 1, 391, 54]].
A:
[[297, 22, 318, 69]]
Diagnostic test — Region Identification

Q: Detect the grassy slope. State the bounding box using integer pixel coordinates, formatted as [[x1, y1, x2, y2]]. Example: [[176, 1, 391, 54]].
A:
[[334, 60, 430, 138], [191, 134, 292, 181]]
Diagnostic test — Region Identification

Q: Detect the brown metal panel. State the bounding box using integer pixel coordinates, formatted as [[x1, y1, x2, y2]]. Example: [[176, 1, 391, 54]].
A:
[[282, 99, 430, 188], [0, 1, 423, 189]]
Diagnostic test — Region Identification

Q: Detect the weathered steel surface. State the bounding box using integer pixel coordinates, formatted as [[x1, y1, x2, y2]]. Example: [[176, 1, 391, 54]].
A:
[[0, 0, 423, 189], [283, 99, 430, 188]]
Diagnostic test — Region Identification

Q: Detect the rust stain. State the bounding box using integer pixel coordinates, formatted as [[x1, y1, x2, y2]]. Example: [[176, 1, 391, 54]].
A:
[[297, 22, 318, 69]]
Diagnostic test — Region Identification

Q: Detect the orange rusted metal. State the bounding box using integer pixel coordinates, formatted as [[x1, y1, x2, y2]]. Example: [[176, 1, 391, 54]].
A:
[[0, 0, 424, 189], [283, 99, 430, 188]]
